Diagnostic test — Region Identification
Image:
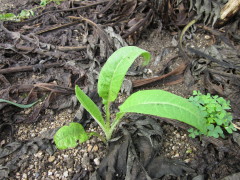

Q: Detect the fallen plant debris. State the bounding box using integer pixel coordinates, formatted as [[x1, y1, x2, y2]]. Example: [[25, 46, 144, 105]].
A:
[[0, 0, 240, 179], [91, 117, 195, 179], [132, 62, 187, 88], [0, 62, 62, 74]]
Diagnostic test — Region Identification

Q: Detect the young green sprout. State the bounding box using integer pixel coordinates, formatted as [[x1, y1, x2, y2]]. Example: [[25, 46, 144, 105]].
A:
[[54, 46, 217, 150]]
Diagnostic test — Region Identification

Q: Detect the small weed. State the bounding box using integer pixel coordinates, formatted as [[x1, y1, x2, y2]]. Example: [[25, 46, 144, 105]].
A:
[[188, 91, 236, 138], [0, 0, 65, 22], [40, 0, 65, 6]]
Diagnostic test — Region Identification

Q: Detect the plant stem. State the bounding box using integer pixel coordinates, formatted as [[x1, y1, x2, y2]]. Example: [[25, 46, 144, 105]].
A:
[[179, 19, 197, 51], [105, 102, 111, 129], [104, 102, 112, 141], [88, 132, 107, 144], [109, 112, 125, 139]]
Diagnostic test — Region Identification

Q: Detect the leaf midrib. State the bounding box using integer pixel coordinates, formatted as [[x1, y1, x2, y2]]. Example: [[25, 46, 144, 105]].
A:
[[107, 53, 132, 103]]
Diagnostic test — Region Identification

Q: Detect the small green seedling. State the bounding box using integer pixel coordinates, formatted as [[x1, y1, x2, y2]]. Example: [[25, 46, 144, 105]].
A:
[[188, 91, 236, 138], [54, 46, 208, 150], [0, 10, 34, 22], [0, 0, 64, 21], [40, 0, 65, 6]]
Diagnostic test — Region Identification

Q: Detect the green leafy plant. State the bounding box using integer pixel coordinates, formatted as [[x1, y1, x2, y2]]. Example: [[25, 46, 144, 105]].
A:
[[54, 46, 209, 150], [0, 9, 34, 22], [0, 0, 64, 22], [188, 91, 236, 138], [40, 0, 65, 6]]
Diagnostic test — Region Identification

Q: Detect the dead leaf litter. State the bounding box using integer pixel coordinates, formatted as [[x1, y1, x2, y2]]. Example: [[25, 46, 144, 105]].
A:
[[1, 0, 240, 179]]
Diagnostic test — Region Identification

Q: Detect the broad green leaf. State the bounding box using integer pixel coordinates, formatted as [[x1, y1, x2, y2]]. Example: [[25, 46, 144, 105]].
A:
[[119, 90, 207, 134], [75, 85, 106, 131], [0, 99, 38, 108], [54, 123, 89, 150], [98, 46, 151, 105]]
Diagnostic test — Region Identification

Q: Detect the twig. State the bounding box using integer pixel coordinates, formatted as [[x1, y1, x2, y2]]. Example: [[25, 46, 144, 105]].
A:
[[56, 46, 87, 52], [97, 0, 117, 14], [68, 15, 112, 48], [178, 19, 197, 61], [0, 23, 82, 58], [233, 123, 240, 130], [122, 9, 153, 39], [0, 62, 61, 74], [35, 21, 80, 35], [179, 19, 197, 51], [132, 63, 187, 88], [208, 69, 240, 79]]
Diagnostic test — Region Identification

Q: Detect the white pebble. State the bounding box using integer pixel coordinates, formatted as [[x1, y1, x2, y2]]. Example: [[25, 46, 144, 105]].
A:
[[63, 154, 68, 159], [22, 173, 27, 179], [63, 171, 68, 177], [173, 153, 180, 158], [94, 158, 100, 166], [204, 35, 211, 40]]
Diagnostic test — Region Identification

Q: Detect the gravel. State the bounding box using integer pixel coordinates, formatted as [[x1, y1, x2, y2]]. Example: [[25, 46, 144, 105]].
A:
[[9, 108, 198, 179], [161, 124, 197, 161], [8, 109, 106, 179]]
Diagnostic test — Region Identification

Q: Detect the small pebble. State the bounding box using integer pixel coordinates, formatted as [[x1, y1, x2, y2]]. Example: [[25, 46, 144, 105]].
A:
[[184, 158, 191, 163], [63, 171, 69, 177], [34, 151, 43, 158], [0, 140, 6, 146], [173, 153, 180, 158], [94, 158, 100, 166], [92, 145, 99, 152], [67, 109, 73, 113], [35, 172, 40, 178], [48, 156, 55, 163], [204, 35, 211, 40], [24, 109, 31, 115], [22, 173, 27, 179], [87, 145, 93, 152]]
